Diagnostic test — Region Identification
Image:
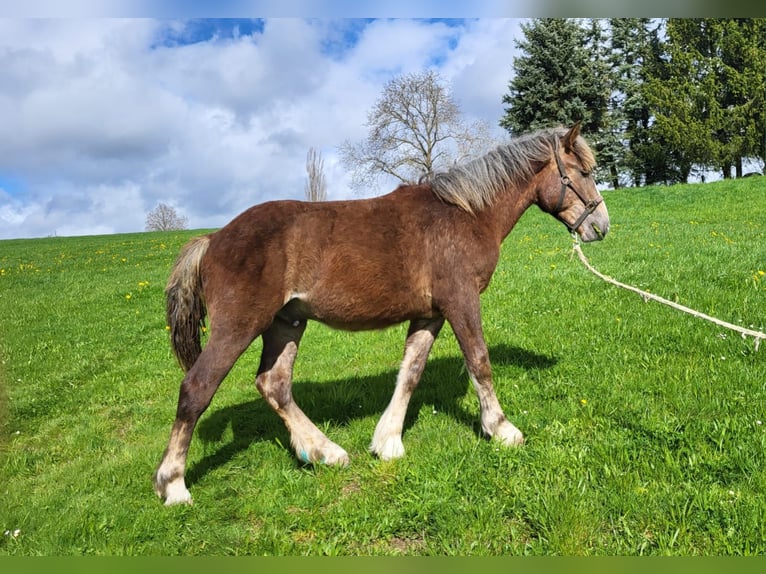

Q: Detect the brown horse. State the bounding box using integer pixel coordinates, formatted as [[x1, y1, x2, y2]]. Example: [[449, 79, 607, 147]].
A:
[[153, 123, 609, 505]]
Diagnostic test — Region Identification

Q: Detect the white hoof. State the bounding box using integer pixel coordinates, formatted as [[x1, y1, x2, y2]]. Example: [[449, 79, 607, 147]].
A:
[[321, 443, 350, 466], [370, 435, 405, 461], [297, 441, 350, 466], [494, 420, 525, 447], [163, 479, 193, 506]]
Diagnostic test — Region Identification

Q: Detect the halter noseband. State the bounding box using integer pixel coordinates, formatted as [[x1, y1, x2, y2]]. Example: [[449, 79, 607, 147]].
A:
[[552, 138, 602, 235]]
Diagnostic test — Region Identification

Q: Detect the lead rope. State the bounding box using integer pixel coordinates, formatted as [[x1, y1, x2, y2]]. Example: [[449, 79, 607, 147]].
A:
[[571, 235, 765, 351]]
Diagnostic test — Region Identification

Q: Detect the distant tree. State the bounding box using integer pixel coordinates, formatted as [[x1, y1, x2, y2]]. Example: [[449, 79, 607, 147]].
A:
[[501, 19, 610, 135], [339, 69, 496, 191], [145, 203, 188, 232], [500, 19, 611, 182], [585, 18, 625, 188], [305, 147, 327, 202], [643, 18, 766, 182], [646, 18, 721, 183], [643, 19, 721, 184], [606, 18, 664, 186], [708, 18, 766, 177]]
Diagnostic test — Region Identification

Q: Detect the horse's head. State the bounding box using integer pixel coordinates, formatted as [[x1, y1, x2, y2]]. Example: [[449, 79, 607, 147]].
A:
[[535, 123, 609, 242]]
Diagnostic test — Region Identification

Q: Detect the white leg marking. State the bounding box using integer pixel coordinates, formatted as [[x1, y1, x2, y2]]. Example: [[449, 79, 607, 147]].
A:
[[283, 403, 350, 466], [154, 421, 194, 505], [163, 477, 193, 506], [370, 324, 438, 460], [371, 408, 406, 460], [316, 441, 350, 466], [493, 420, 525, 447], [293, 433, 350, 466], [467, 372, 525, 447]]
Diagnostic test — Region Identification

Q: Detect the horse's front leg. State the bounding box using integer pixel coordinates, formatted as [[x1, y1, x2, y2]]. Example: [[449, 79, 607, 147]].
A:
[[371, 318, 444, 460], [256, 317, 349, 466], [445, 298, 524, 447]]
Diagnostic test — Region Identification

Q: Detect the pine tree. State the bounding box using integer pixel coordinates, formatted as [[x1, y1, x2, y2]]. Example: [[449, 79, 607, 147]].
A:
[[502, 18, 766, 186], [643, 19, 715, 184], [606, 18, 656, 187], [500, 19, 611, 181], [644, 19, 766, 182], [587, 19, 624, 188], [713, 19, 766, 177]]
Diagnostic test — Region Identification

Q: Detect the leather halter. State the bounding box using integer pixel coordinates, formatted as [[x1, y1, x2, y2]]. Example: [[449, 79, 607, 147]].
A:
[[552, 138, 602, 235]]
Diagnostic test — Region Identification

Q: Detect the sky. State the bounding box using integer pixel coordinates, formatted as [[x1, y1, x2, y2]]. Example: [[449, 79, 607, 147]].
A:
[[0, 17, 528, 240]]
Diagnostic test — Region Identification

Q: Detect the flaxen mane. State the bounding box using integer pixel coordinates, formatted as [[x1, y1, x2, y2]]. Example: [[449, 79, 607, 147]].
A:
[[430, 127, 596, 214]]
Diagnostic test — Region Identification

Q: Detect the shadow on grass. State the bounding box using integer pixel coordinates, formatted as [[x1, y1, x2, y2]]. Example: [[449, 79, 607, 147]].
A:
[[186, 343, 556, 486]]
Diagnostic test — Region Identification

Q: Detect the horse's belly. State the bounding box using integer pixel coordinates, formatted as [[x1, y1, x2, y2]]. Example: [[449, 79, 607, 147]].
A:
[[279, 290, 435, 331]]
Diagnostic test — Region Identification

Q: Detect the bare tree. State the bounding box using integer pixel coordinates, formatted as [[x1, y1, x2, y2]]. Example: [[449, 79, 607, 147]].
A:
[[145, 203, 188, 232], [339, 70, 497, 192], [305, 147, 328, 202]]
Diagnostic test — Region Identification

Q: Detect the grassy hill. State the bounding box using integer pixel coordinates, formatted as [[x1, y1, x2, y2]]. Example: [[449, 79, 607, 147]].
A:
[[1, 178, 765, 555]]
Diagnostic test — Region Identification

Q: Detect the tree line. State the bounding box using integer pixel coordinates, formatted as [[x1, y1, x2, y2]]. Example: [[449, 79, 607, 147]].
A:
[[340, 19, 765, 194], [151, 17, 766, 227], [501, 18, 766, 187]]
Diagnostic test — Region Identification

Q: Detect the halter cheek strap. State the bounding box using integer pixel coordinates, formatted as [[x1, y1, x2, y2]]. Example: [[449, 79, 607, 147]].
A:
[[552, 138, 602, 234]]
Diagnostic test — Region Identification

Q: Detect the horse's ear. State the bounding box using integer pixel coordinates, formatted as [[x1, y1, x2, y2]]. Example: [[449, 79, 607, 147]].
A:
[[564, 121, 582, 152]]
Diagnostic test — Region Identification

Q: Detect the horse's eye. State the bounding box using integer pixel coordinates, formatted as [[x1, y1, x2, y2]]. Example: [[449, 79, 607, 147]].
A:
[[581, 171, 591, 178]]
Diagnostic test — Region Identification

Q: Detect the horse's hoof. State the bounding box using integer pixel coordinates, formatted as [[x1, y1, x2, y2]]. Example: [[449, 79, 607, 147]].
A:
[[370, 435, 405, 460], [319, 442, 350, 466], [157, 476, 193, 506], [298, 442, 350, 466], [495, 421, 524, 447]]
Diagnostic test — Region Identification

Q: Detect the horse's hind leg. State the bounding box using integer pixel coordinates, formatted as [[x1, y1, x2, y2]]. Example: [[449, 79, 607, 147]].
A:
[[256, 317, 349, 466], [154, 329, 256, 505], [370, 318, 444, 460]]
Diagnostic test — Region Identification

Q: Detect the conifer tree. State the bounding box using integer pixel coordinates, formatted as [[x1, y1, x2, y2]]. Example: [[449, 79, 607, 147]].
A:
[[647, 19, 724, 183], [606, 18, 657, 186], [500, 19, 610, 182], [644, 18, 766, 182], [712, 18, 766, 177]]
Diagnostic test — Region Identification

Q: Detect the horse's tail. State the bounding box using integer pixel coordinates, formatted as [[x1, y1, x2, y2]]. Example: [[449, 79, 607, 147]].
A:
[[165, 235, 210, 372]]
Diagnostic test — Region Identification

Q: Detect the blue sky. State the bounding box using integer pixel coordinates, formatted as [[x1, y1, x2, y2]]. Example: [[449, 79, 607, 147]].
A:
[[154, 18, 465, 57], [153, 18, 268, 47], [0, 17, 526, 239]]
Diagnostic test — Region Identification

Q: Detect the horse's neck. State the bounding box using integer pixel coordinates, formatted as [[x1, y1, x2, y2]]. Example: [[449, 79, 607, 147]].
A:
[[480, 182, 536, 244]]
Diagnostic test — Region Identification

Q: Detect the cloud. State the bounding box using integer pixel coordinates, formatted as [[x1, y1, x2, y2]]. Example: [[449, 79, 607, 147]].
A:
[[147, 19, 329, 118], [444, 19, 522, 132], [341, 19, 461, 76], [0, 18, 522, 239]]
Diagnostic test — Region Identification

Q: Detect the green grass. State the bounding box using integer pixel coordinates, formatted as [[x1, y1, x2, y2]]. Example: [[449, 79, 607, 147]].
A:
[[1, 178, 765, 555]]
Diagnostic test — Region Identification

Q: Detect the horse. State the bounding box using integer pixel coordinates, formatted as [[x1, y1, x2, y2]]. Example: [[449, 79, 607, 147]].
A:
[[153, 123, 610, 505]]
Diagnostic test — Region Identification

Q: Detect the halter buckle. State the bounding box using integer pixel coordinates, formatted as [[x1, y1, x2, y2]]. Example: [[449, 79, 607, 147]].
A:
[[585, 198, 601, 212]]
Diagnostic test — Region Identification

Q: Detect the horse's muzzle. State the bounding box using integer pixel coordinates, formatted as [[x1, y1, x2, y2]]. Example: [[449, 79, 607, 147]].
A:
[[576, 203, 610, 242]]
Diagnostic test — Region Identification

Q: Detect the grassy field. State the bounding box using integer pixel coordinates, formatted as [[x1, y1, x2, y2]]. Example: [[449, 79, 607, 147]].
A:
[[1, 178, 765, 555]]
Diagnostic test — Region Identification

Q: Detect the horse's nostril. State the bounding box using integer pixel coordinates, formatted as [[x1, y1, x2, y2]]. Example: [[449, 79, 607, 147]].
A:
[[592, 222, 605, 240]]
